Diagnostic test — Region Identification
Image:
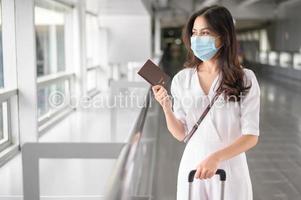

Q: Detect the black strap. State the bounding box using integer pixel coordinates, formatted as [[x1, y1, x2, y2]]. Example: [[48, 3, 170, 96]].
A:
[[182, 92, 221, 143]]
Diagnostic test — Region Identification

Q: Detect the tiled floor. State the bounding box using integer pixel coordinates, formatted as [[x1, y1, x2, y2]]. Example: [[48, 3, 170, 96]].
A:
[[152, 108, 185, 200], [153, 72, 301, 200], [248, 75, 301, 200]]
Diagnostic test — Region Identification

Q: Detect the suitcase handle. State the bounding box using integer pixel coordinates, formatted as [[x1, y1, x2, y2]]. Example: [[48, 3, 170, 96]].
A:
[[188, 169, 226, 183]]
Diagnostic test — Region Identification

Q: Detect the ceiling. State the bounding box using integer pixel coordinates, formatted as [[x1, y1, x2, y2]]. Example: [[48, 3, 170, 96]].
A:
[[59, 0, 150, 15], [143, 0, 301, 29], [58, 0, 301, 30]]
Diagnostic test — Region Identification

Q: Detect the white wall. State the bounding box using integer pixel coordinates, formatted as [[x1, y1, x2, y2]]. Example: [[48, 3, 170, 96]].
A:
[[99, 14, 151, 65]]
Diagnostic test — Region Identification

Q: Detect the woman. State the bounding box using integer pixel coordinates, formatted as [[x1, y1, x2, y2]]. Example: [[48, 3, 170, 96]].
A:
[[152, 5, 260, 200]]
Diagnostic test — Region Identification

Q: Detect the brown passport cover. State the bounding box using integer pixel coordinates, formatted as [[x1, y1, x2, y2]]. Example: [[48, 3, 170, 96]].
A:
[[137, 59, 170, 88]]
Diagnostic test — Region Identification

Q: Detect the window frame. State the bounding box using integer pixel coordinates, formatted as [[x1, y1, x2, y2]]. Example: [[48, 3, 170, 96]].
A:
[[0, 0, 20, 161], [34, 0, 76, 133], [37, 72, 75, 128], [85, 12, 102, 96], [0, 89, 15, 152]]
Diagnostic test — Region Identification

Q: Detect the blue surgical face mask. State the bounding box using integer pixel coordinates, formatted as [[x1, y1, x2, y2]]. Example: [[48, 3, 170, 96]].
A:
[[190, 35, 220, 61]]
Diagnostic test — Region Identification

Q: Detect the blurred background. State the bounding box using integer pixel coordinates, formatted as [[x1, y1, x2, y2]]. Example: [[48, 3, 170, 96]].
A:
[[0, 0, 301, 200]]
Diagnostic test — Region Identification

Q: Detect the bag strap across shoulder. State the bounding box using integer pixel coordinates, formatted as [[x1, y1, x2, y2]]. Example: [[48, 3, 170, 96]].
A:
[[182, 92, 221, 143]]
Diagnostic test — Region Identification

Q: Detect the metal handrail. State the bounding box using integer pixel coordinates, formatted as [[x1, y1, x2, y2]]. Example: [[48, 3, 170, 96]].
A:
[[104, 87, 152, 200]]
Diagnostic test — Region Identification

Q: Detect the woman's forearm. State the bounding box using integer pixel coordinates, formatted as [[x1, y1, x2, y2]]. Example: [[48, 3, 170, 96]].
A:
[[151, 85, 186, 141], [163, 107, 186, 141], [213, 135, 258, 161]]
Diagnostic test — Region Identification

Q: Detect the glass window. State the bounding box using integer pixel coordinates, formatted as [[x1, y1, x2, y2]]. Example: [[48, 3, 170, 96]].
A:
[[0, 102, 9, 152], [35, 0, 73, 120], [35, 5, 66, 77], [0, 0, 4, 88], [0, 106, 3, 141], [37, 80, 70, 118], [0, 0, 9, 151], [86, 14, 100, 93], [86, 14, 100, 67]]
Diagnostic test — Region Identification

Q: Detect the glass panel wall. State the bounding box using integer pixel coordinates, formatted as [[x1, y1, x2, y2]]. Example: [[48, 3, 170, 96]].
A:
[[35, 0, 73, 122]]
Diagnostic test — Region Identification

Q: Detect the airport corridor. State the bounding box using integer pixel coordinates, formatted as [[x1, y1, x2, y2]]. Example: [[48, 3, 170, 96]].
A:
[[1, 0, 301, 199]]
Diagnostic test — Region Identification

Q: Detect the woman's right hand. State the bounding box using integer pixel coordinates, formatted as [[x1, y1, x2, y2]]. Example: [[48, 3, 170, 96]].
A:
[[152, 85, 172, 112]]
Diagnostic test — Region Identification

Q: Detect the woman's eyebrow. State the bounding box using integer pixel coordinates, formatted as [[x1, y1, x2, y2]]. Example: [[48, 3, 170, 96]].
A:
[[192, 27, 210, 31]]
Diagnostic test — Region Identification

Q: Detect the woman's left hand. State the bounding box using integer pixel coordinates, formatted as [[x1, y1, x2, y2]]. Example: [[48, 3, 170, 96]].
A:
[[195, 153, 221, 179]]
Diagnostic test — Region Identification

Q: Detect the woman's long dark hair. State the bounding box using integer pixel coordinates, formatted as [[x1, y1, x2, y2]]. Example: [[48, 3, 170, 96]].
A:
[[182, 5, 250, 101]]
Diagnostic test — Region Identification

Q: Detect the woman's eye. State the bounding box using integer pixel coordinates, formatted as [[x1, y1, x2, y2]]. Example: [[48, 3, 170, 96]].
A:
[[202, 32, 210, 36]]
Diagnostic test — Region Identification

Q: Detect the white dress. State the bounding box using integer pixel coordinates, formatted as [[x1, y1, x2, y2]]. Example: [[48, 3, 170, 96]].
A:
[[170, 67, 260, 200]]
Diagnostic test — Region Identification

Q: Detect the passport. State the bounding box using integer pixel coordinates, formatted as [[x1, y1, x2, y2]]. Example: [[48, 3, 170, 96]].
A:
[[137, 59, 170, 88]]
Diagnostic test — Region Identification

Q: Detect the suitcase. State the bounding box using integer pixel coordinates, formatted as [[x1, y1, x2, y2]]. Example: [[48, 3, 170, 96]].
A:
[[188, 169, 226, 200]]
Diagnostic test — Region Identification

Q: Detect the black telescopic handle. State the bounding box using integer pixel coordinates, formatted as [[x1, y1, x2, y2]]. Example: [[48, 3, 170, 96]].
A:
[[188, 169, 226, 183]]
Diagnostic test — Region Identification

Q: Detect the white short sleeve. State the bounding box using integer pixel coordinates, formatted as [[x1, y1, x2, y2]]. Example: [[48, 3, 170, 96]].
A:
[[170, 74, 189, 135], [240, 69, 260, 136]]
